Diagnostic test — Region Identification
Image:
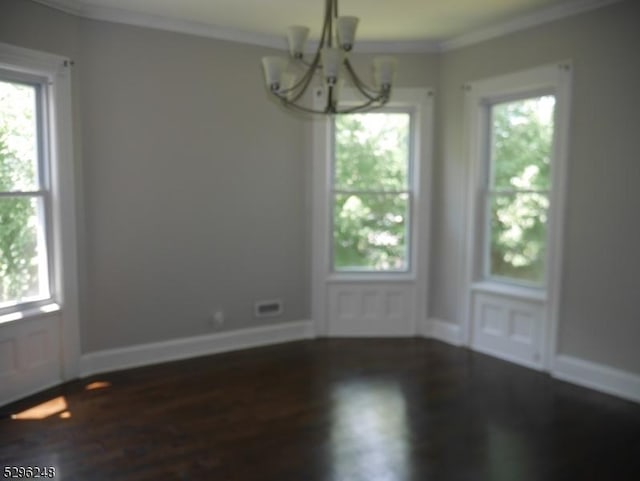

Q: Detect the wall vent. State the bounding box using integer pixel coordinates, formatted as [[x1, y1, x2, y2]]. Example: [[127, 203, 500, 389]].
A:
[[254, 299, 283, 318]]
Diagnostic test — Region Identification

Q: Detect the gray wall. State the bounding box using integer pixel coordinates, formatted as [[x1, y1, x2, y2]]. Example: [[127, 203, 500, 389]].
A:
[[349, 52, 439, 89], [434, 0, 640, 373], [77, 20, 312, 351]]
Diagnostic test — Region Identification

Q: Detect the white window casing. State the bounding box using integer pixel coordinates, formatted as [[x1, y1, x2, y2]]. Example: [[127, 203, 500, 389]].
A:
[[0, 42, 80, 379], [462, 62, 572, 371]]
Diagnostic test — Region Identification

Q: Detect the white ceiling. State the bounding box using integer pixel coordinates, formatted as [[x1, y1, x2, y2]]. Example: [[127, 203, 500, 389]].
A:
[[34, 0, 620, 50]]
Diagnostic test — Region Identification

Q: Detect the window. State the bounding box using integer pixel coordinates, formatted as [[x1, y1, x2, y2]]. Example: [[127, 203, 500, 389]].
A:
[[331, 112, 412, 272], [485, 95, 555, 285], [463, 64, 571, 367], [0, 75, 51, 311], [464, 62, 571, 305]]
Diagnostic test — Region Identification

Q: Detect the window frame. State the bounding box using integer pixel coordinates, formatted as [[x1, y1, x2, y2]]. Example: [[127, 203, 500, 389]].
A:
[[481, 91, 556, 289], [0, 42, 81, 378], [461, 62, 572, 368], [311, 87, 434, 336], [0, 69, 55, 313], [329, 108, 415, 275]]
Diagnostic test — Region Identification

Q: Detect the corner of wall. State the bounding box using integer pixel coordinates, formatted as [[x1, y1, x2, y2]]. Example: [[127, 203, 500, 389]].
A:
[[420, 318, 464, 346]]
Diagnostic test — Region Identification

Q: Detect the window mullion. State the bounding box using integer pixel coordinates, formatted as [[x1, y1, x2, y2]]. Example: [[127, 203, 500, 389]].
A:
[[332, 189, 410, 195], [0, 190, 47, 197], [488, 188, 550, 194]]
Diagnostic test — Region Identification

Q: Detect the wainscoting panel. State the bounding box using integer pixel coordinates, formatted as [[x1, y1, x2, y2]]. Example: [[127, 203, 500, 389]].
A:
[[0, 313, 62, 406], [471, 292, 544, 369], [327, 283, 415, 336]]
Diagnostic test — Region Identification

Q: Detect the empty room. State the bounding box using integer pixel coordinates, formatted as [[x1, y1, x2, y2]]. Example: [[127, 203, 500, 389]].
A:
[[1, 0, 639, 479]]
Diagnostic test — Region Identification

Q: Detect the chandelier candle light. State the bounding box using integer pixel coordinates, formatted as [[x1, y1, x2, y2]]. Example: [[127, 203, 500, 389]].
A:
[[261, 0, 397, 114]]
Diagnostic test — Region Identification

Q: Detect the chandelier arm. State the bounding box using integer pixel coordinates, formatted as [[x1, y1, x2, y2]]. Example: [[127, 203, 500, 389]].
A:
[[344, 59, 379, 94], [327, 0, 333, 47], [275, 95, 331, 115], [273, 90, 386, 115], [293, 57, 318, 69], [283, 0, 332, 104], [336, 96, 387, 114], [327, 85, 337, 114], [351, 79, 381, 102], [343, 59, 381, 101], [285, 52, 322, 103], [318, 0, 331, 54], [287, 0, 331, 89], [278, 96, 383, 115]]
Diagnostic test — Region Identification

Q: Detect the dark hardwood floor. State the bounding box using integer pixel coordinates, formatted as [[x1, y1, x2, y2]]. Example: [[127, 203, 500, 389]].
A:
[[1, 339, 639, 480]]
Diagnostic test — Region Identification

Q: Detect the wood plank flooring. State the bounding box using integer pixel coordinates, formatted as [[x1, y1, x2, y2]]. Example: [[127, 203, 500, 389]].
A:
[[1, 339, 639, 480]]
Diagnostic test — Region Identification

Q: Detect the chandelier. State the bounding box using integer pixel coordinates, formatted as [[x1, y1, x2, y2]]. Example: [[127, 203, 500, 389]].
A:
[[261, 0, 397, 115]]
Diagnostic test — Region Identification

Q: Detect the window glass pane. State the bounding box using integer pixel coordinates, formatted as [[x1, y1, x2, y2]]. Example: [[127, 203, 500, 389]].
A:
[[0, 80, 39, 192], [0, 197, 49, 307], [334, 113, 409, 191], [489, 193, 548, 284], [333, 193, 409, 271], [490, 96, 555, 191]]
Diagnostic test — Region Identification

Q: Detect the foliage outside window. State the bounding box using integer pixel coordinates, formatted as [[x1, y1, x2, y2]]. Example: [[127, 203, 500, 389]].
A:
[[487, 95, 555, 285], [0, 79, 50, 309], [332, 113, 411, 272]]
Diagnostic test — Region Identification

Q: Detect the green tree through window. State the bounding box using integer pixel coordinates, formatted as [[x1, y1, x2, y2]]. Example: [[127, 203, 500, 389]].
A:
[[0, 79, 49, 306], [488, 95, 555, 284], [332, 113, 411, 271]]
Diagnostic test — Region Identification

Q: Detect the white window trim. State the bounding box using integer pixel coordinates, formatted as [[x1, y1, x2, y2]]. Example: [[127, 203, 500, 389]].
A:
[[0, 68, 54, 313], [481, 91, 555, 290], [316, 88, 433, 281], [0, 42, 81, 379], [461, 62, 572, 370], [330, 109, 413, 277], [311, 87, 434, 334]]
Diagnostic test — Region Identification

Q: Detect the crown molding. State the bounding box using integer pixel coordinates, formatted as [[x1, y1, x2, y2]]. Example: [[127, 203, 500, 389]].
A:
[[439, 0, 624, 51], [32, 0, 286, 49], [32, 0, 623, 54], [353, 40, 440, 54], [32, 0, 440, 53]]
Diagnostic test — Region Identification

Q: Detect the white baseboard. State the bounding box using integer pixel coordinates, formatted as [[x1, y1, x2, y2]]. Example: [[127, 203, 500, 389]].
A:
[[420, 318, 463, 346], [471, 343, 543, 371], [552, 354, 640, 404], [420, 318, 639, 404], [80, 320, 315, 377], [75, 318, 640, 406]]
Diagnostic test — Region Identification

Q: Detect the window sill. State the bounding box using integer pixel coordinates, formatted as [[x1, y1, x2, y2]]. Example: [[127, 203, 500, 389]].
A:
[[328, 273, 416, 283], [471, 281, 547, 302], [0, 303, 61, 326]]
